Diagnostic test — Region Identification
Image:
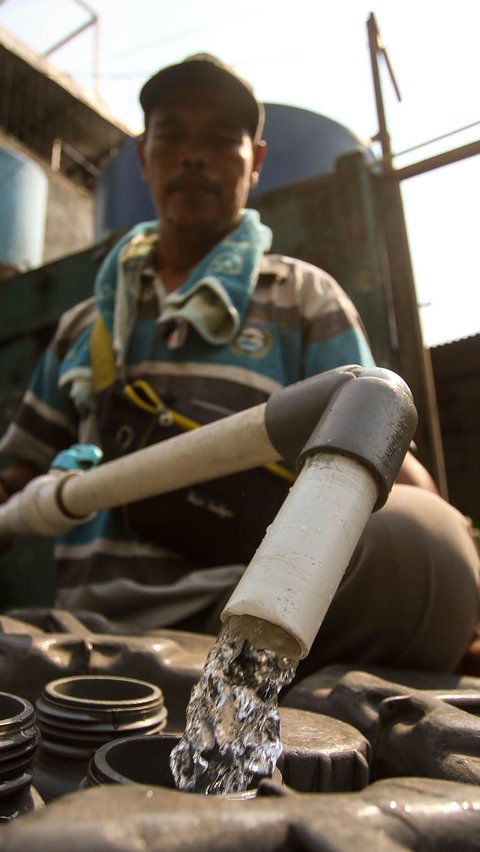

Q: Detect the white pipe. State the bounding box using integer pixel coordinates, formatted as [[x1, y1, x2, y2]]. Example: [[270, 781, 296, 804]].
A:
[[0, 404, 276, 538], [0, 472, 85, 538], [221, 452, 379, 660], [60, 403, 273, 518]]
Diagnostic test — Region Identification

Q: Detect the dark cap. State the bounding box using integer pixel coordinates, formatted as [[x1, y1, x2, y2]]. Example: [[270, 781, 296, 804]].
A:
[[139, 53, 264, 142]]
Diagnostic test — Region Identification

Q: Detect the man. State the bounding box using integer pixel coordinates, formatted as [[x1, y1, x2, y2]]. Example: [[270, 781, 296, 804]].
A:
[[0, 55, 478, 673]]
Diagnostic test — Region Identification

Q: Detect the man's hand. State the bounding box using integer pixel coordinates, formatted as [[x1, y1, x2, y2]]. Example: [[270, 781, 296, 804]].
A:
[[0, 462, 38, 553], [0, 462, 39, 496], [0, 473, 12, 554], [396, 451, 439, 494]]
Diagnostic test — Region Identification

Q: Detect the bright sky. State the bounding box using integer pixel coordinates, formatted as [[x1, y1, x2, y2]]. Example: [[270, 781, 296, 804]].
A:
[[1, 0, 479, 347]]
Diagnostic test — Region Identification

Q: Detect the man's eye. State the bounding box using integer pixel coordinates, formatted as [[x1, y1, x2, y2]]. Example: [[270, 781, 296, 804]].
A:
[[153, 131, 181, 144], [210, 134, 240, 146]]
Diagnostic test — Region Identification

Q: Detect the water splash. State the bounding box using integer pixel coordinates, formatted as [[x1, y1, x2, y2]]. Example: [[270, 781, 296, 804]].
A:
[[170, 622, 297, 794]]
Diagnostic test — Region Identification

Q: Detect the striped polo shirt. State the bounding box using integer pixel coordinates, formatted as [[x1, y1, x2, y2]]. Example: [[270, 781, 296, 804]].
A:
[[0, 230, 375, 631]]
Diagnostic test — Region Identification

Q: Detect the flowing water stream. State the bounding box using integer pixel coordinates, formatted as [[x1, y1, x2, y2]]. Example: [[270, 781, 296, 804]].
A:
[[170, 621, 297, 794]]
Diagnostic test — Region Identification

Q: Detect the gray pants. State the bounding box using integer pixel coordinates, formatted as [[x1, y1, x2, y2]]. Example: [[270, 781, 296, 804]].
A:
[[65, 485, 480, 676]]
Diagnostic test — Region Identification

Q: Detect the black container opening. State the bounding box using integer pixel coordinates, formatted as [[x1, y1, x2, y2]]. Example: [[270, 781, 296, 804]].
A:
[[53, 678, 156, 703], [0, 694, 25, 721]]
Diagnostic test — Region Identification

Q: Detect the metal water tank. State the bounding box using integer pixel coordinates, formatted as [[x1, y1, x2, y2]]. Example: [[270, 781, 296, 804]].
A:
[[0, 147, 48, 272], [95, 138, 155, 237], [95, 103, 371, 237], [252, 103, 371, 195]]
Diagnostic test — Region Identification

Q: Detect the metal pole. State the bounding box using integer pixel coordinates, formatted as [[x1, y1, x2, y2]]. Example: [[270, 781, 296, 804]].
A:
[[42, 0, 100, 95], [366, 13, 449, 496], [392, 140, 480, 181], [367, 12, 394, 169]]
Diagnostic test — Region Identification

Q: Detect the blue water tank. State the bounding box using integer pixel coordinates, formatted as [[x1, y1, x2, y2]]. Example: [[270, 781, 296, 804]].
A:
[[95, 103, 371, 237], [0, 147, 48, 271], [251, 103, 371, 195], [95, 138, 155, 238]]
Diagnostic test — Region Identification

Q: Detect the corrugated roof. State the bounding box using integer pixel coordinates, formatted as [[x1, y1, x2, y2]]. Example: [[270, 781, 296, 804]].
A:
[[431, 333, 480, 380], [0, 26, 134, 186], [432, 332, 480, 351]]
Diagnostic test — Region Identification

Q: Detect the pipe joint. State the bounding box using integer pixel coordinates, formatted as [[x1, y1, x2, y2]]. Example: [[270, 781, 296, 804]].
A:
[[297, 368, 417, 509], [0, 472, 91, 538], [264, 366, 357, 460]]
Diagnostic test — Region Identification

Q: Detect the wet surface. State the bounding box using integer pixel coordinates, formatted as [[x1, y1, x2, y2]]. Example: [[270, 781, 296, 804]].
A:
[[3, 611, 480, 849]]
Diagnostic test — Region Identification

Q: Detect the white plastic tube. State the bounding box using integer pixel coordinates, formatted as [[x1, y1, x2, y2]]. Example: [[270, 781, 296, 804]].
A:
[[0, 403, 277, 538], [60, 403, 274, 518], [221, 452, 379, 660]]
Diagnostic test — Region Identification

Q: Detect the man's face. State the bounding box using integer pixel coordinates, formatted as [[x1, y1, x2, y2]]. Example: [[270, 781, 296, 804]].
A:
[[138, 84, 265, 245]]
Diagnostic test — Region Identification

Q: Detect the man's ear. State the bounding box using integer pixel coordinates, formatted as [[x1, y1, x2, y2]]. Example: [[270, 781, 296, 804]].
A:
[[251, 140, 267, 188], [137, 135, 147, 180]]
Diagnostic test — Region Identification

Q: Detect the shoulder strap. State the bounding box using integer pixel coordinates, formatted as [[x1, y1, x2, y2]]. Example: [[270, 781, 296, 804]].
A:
[[90, 315, 118, 392]]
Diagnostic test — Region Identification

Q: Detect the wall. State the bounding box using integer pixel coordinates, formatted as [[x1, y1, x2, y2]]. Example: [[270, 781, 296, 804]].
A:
[[0, 237, 115, 608], [431, 335, 480, 528]]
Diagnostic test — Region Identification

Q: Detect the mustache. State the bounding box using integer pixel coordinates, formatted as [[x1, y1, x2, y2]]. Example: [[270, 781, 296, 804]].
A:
[[166, 174, 221, 195]]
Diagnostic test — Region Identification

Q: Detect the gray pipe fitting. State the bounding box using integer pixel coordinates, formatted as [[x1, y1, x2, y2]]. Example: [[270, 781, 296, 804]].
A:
[[264, 366, 357, 459], [297, 368, 418, 509], [265, 366, 417, 510]]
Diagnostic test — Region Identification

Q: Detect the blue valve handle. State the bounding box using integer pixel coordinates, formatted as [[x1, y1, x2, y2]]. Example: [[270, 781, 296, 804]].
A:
[[51, 444, 103, 472]]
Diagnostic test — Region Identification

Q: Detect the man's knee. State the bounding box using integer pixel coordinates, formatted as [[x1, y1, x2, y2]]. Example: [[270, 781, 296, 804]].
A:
[[303, 486, 480, 674], [358, 485, 479, 588]]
